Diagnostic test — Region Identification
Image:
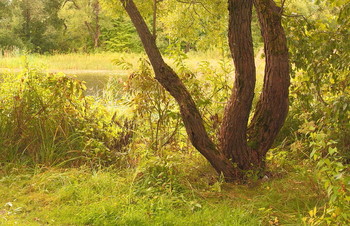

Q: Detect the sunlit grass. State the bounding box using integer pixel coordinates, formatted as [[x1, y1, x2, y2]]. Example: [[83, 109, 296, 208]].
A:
[[0, 51, 265, 76], [0, 51, 326, 225], [0, 159, 325, 225], [0, 53, 125, 71]]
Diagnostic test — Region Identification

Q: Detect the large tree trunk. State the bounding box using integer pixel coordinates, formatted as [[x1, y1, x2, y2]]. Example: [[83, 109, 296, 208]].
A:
[[120, 0, 238, 181], [247, 0, 290, 169], [221, 0, 290, 176], [220, 0, 257, 175], [120, 0, 290, 181]]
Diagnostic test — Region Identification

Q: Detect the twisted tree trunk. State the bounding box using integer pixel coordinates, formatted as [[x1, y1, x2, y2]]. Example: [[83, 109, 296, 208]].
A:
[[120, 0, 290, 181]]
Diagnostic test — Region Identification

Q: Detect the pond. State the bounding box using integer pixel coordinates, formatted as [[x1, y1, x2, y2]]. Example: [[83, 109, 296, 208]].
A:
[[75, 73, 127, 95], [0, 68, 129, 96]]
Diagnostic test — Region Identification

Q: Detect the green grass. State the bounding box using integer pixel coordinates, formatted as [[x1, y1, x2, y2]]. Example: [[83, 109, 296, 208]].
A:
[[0, 53, 125, 71], [0, 51, 265, 74], [0, 52, 230, 71], [0, 52, 291, 225], [0, 158, 325, 225]]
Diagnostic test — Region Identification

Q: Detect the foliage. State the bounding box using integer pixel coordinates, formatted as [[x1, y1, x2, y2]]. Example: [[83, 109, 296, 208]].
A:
[[101, 17, 143, 52], [112, 43, 236, 155], [119, 57, 183, 153], [157, 0, 228, 51], [0, 0, 264, 54], [284, 0, 350, 224], [305, 135, 350, 224], [0, 0, 24, 52], [0, 62, 132, 168], [58, 0, 112, 52], [10, 0, 66, 53]]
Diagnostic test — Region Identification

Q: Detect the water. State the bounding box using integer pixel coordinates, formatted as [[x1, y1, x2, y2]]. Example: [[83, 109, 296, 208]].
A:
[[0, 69, 128, 96], [76, 74, 113, 95]]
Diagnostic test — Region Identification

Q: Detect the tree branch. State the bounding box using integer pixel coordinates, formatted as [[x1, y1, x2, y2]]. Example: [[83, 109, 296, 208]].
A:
[[248, 0, 290, 162]]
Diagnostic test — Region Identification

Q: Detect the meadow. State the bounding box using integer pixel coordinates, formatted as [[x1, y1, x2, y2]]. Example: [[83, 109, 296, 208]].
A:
[[0, 161, 323, 225], [0, 51, 265, 75], [0, 52, 336, 225]]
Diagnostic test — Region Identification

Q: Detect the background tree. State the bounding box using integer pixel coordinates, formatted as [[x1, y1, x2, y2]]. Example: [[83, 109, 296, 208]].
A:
[[59, 0, 103, 51], [12, 0, 66, 53], [0, 0, 23, 54]]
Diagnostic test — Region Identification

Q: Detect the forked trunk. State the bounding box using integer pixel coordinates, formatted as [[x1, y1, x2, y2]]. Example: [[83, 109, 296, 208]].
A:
[[120, 0, 238, 181], [120, 0, 290, 181], [221, 0, 290, 176]]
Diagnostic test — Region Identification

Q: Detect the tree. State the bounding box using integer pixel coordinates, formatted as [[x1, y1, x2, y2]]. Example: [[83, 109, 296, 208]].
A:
[[0, 0, 23, 53], [157, 0, 229, 51], [119, 0, 290, 181], [0, 0, 68, 53], [60, 0, 106, 50]]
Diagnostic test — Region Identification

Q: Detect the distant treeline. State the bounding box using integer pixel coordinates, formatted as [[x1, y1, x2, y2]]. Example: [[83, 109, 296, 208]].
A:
[[0, 0, 262, 55], [0, 0, 146, 54]]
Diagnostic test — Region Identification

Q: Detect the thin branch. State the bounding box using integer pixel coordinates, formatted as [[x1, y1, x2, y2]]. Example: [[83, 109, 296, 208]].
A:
[[176, 0, 214, 16], [282, 13, 312, 26], [281, 0, 286, 12]]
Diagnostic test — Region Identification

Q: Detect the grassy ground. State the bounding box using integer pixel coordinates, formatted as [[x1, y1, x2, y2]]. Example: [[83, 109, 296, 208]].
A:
[[0, 51, 265, 74], [0, 157, 324, 225], [0, 52, 223, 71], [0, 52, 306, 225]]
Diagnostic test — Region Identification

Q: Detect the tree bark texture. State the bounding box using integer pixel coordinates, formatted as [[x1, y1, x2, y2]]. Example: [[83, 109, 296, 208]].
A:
[[220, 0, 257, 173], [120, 0, 290, 181], [247, 0, 290, 167]]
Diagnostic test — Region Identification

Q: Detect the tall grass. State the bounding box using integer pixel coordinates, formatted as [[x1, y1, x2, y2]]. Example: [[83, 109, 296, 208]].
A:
[[0, 157, 325, 225], [0, 53, 136, 71], [0, 51, 265, 75], [0, 67, 132, 168], [0, 52, 288, 225]]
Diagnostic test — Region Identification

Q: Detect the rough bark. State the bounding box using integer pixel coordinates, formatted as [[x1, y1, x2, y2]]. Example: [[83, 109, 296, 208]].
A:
[[247, 0, 290, 167], [120, 0, 237, 181], [220, 0, 257, 172]]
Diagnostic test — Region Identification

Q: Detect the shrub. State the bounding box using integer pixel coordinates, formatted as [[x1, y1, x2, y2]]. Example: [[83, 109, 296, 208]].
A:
[[0, 67, 132, 168]]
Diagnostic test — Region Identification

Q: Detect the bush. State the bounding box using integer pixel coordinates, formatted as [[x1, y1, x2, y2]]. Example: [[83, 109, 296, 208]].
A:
[[0, 67, 132, 168]]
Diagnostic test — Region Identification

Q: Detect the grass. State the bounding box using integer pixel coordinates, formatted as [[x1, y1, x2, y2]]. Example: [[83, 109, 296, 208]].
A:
[[0, 53, 124, 71], [0, 51, 265, 75], [0, 52, 230, 71], [0, 160, 325, 225], [0, 52, 300, 225]]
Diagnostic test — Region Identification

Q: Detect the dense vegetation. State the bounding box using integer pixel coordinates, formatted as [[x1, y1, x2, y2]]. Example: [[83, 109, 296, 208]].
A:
[[0, 0, 349, 225]]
